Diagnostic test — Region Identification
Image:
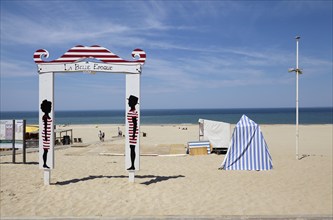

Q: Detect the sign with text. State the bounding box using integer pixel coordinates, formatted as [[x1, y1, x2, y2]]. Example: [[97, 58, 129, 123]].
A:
[[38, 61, 142, 74], [0, 120, 24, 148]]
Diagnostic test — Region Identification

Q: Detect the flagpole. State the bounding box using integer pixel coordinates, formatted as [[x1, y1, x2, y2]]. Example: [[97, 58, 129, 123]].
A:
[[295, 36, 300, 160], [288, 36, 302, 160]]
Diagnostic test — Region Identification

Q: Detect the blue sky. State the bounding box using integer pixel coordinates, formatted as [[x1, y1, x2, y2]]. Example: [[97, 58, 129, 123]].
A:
[[1, 0, 332, 111]]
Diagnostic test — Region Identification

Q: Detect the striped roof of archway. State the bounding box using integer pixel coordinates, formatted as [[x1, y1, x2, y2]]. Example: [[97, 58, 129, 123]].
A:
[[33, 45, 146, 65]]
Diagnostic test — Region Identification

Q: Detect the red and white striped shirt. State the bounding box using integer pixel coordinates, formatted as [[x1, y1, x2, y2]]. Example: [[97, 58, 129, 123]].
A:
[[42, 118, 52, 149], [127, 110, 138, 145]]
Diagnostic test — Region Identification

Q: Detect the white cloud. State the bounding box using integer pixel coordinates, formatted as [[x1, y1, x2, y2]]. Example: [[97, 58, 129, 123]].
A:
[[0, 60, 36, 78], [142, 48, 295, 94]]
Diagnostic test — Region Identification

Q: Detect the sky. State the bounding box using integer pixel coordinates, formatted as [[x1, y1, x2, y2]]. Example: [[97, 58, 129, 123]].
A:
[[1, 0, 332, 111]]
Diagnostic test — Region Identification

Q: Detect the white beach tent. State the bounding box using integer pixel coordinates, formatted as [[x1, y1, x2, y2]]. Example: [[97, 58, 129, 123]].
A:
[[198, 119, 231, 150], [220, 115, 273, 170]]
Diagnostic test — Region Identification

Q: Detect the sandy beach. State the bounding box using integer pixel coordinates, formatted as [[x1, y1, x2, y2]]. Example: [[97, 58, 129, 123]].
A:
[[0, 124, 332, 219]]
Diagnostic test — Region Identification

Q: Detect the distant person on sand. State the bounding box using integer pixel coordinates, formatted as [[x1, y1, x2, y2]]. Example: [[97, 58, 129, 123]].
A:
[[127, 95, 139, 170], [118, 127, 122, 137], [98, 130, 102, 141], [41, 99, 52, 169]]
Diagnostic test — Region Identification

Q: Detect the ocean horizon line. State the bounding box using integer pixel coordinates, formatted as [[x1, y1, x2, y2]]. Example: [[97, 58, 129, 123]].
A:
[[1, 107, 332, 125], [1, 106, 332, 113]]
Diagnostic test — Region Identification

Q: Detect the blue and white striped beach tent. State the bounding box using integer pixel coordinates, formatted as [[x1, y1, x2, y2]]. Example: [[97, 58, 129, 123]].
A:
[[220, 115, 273, 170]]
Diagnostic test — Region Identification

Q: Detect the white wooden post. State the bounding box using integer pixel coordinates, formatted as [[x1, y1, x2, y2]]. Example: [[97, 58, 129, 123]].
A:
[[44, 169, 51, 185], [128, 170, 135, 183], [39, 72, 54, 185], [125, 73, 141, 182]]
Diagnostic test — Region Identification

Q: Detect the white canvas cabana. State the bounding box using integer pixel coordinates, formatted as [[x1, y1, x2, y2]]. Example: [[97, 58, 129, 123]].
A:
[[198, 119, 231, 151], [220, 115, 273, 171]]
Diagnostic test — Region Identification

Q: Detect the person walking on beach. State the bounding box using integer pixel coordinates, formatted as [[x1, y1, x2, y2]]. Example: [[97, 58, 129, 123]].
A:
[[41, 99, 52, 169], [127, 95, 139, 170], [98, 130, 103, 141]]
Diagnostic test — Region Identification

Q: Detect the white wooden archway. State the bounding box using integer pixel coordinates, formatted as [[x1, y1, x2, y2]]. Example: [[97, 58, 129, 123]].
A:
[[34, 45, 146, 184]]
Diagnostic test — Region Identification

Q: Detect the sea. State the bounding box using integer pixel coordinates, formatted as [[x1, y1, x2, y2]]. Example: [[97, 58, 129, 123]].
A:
[[0, 107, 332, 125]]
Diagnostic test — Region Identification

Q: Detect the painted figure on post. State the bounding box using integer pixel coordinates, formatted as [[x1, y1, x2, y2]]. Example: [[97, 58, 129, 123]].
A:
[[127, 95, 139, 170], [41, 99, 52, 169]]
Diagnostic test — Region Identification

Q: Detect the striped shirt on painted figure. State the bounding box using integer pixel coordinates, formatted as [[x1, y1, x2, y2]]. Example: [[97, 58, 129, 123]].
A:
[[127, 110, 138, 145], [42, 118, 52, 150]]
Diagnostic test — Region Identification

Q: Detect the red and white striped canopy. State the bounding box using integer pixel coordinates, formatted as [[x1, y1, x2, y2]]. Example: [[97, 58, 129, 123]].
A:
[[33, 45, 146, 64]]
